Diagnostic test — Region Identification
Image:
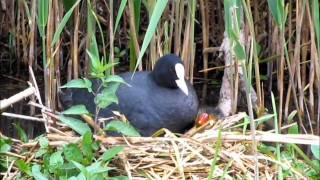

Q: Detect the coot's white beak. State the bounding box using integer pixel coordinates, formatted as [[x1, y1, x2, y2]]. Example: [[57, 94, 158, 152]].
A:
[[175, 63, 189, 96]]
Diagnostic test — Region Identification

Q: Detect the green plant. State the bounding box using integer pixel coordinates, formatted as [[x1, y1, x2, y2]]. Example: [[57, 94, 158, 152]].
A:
[[60, 31, 140, 137], [12, 132, 127, 179]]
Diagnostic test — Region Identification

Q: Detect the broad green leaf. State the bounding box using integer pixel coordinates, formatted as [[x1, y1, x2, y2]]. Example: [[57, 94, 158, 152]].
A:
[[311, 145, 320, 160], [62, 105, 90, 115], [13, 123, 28, 143], [103, 75, 129, 86], [35, 148, 48, 158], [134, 0, 168, 72], [63, 144, 84, 163], [49, 151, 64, 169], [101, 146, 124, 162], [59, 115, 91, 135], [38, 136, 49, 148], [0, 143, 11, 153], [16, 159, 32, 176], [86, 161, 109, 174], [82, 131, 93, 161], [71, 160, 87, 173], [104, 120, 140, 137], [31, 165, 47, 180], [60, 78, 92, 92], [0, 138, 12, 153], [95, 86, 119, 108], [51, 0, 81, 47]]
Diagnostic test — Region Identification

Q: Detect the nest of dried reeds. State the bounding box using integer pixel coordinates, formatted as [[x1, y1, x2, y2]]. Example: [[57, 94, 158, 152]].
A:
[[1, 72, 319, 179]]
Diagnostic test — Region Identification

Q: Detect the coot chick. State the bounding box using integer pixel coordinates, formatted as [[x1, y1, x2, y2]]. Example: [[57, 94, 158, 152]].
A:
[[60, 54, 199, 136]]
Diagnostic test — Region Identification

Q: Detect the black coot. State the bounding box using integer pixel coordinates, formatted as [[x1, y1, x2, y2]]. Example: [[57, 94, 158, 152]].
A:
[[60, 54, 199, 136]]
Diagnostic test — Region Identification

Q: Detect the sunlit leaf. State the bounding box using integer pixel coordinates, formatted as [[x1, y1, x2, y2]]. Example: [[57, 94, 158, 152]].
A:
[[59, 115, 91, 135], [101, 146, 124, 162], [62, 105, 90, 115], [104, 120, 140, 137], [60, 78, 92, 93]]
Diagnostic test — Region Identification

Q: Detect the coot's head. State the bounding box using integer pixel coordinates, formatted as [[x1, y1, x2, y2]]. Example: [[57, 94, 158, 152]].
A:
[[151, 54, 189, 95]]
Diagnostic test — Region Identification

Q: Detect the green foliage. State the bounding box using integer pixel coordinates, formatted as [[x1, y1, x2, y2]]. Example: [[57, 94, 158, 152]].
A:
[[267, 0, 285, 30], [134, 0, 168, 72], [58, 115, 92, 135], [37, 0, 49, 38], [114, 0, 128, 34], [62, 105, 90, 115], [311, 145, 320, 160], [51, 0, 81, 47], [100, 146, 124, 161], [104, 120, 141, 137], [60, 29, 140, 137], [95, 85, 119, 109], [11, 131, 125, 179], [0, 137, 12, 153], [13, 123, 28, 143], [208, 129, 222, 179], [60, 78, 93, 92]]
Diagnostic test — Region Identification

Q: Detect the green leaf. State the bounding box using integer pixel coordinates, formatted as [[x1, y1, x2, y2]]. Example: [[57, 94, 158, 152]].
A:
[[62, 105, 90, 115], [311, 145, 320, 160], [71, 161, 88, 176], [60, 78, 92, 93], [103, 75, 127, 84], [31, 165, 47, 180], [134, 0, 168, 72], [63, 144, 84, 163], [35, 148, 48, 158], [114, 0, 128, 33], [58, 115, 91, 135], [104, 120, 140, 137], [95, 86, 119, 109], [16, 159, 32, 176], [86, 161, 110, 174], [37, 0, 49, 38], [288, 124, 299, 134], [101, 146, 124, 162], [82, 131, 93, 161], [267, 0, 284, 29], [13, 123, 28, 143], [38, 136, 49, 148], [0, 138, 12, 153], [109, 176, 129, 180], [49, 151, 64, 170], [234, 40, 246, 60], [51, 0, 81, 47], [86, 49, 101, 73]]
